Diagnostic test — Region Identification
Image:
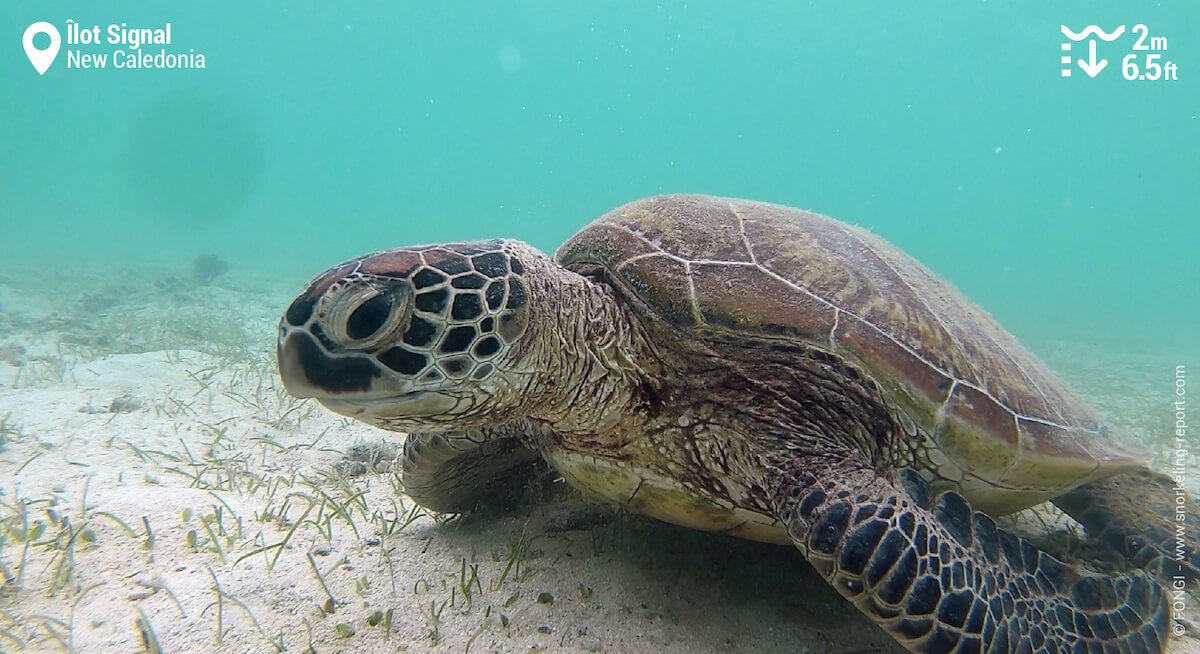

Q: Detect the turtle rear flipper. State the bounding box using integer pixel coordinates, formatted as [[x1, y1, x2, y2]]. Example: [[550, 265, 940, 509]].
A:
[[401, 429, 541, 513], [773, 454, 1169, 653], [1054, 468, 1200, 580]]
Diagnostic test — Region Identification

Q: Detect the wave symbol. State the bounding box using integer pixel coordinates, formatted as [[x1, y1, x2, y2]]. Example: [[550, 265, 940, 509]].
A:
[[1060, 25, 1126, 41]]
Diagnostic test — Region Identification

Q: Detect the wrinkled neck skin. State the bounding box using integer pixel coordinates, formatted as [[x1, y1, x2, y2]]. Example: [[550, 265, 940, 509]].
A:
[[507, 251, 658, 447]]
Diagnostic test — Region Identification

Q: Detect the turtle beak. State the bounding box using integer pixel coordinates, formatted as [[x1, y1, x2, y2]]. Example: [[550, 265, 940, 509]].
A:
[[276, 326, 380, 399], [276, 324, 462, 427], [277, 328, 319, 398]]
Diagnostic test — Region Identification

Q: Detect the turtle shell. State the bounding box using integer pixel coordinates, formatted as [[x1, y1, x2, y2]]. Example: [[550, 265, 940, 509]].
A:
[[555, 194, 1145, 514]]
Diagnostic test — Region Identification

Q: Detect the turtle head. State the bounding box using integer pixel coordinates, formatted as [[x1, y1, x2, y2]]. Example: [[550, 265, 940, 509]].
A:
[[277, 239, 537, 432]]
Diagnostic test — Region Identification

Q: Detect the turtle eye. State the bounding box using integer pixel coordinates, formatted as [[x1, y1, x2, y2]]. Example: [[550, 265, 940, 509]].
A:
[[323, 282, 411, 350], [346, 293, 392, 340]]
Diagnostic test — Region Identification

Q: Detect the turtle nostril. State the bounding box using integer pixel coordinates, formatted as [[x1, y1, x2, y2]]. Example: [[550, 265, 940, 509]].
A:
[[346, 293, 393, 340]]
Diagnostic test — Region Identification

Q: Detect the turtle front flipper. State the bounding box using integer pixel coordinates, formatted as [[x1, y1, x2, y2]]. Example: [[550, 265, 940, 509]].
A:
[[401, 428, 541, 513], [1053, 468, 1200, 580], [772, 454, 1169, 653]]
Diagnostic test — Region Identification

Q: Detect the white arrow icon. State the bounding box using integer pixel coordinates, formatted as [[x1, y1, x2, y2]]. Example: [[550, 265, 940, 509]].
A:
[[1077, 39, 1107, 77], [23, 22, 61, 75]]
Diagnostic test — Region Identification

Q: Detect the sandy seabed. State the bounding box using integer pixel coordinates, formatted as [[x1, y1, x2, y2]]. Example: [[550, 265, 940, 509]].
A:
[[0, 260, 1196, 654]]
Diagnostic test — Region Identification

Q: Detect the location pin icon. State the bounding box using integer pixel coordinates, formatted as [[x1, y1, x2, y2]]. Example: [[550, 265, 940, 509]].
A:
[[23, 22, 61, 75]]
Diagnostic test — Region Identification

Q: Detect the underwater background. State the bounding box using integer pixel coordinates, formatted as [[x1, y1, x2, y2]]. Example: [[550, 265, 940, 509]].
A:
[[1, 0, 1197, 353], [0, 4, 1198, 652]]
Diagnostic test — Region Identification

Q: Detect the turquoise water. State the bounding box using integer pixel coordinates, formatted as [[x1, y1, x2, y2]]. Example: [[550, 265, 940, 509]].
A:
[[2, 1, 1196, 352]]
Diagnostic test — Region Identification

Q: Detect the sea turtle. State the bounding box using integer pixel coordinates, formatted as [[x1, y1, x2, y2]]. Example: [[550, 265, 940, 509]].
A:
[[277, 194, 1198, 653]]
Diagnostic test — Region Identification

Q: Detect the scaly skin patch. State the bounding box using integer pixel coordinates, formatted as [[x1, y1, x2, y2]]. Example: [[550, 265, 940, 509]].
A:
[[773, 454, 1169, 654]]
